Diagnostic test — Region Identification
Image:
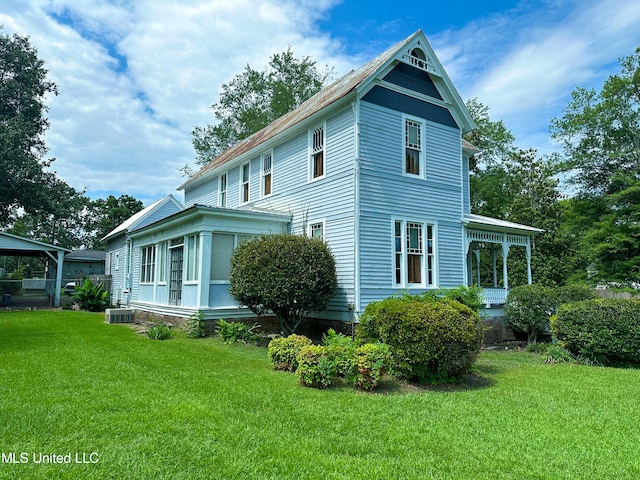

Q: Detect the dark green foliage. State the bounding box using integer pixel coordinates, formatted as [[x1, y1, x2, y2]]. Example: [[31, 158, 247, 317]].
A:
[[431, 285, 485, 313], [322, 328, 356, 378], [267, 334, 313, 372], [147, 324, 172, 340], [359, 295, 483, 382], [184, 311, 206, 338], [71, 278, 109, 312], [505, 284, 556, 344], [353, 343, 390, 391], [215, 319, 260, 344], [295, 345, 336, 389], [555, 284, 597, 306], [551, 298, 640, 365], [229, 234, 337, 335], [192, 48, 332, 165]]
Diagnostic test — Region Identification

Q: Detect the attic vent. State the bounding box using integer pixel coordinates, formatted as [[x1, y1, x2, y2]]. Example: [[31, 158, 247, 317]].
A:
[[402, 47, 437, 74]]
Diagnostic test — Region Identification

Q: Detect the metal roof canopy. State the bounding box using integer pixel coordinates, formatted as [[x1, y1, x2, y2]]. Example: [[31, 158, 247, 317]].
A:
[[0, 232, 71, 307]]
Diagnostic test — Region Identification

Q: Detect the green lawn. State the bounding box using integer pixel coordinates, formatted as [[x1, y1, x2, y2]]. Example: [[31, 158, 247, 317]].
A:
[[1, 311, 639, 479]]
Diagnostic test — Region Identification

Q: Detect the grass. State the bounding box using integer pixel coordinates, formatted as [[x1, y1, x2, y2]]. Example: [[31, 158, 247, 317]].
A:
[[1, 311, 640, 479]]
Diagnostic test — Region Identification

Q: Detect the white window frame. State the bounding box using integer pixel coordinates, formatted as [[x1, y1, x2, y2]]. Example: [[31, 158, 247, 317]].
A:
[[309, 220, 325, 240], [402, 114, 425, 179], [185, 234, 200, 283], [219, 173, 227, 207], [240, 162, 250, 204], [157, 242, 168, 284], [392, 219, 436, 288], [309, 123, 326, 181], [140, 245, 156, 284], [261, 151, 273, 198]]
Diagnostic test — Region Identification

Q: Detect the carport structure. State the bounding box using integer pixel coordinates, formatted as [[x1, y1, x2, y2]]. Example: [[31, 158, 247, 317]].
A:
[[0, 232, 70, 307]]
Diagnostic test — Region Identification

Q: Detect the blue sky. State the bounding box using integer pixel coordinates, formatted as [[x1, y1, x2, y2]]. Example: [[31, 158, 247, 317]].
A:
[[2, 0, 639, 205]]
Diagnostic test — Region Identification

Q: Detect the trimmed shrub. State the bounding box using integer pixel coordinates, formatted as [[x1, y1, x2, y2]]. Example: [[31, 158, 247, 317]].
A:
[[358, 295, 483, 382], [322, 328, 356, 378], [505, 284, 556, 344], [267, 334, 312, 372], [215, 319, 260, 344], [551, 298, 640, 365], [353, 343, 390, 391], [147, 324, 172, 340], [229, 234, 337, 335], [296, 345, 335, 388], [555, 284, 597, 306]]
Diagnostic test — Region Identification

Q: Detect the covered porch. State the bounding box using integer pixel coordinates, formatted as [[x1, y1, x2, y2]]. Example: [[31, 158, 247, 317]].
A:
[[462, 214, 543, 307]]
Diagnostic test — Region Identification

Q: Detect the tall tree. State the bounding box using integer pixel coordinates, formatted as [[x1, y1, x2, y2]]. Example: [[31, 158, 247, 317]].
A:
[[192, 48, 333, 166], [86, 195, 144, 249], [550, 47, 640, 196], [0, 28, 60, 225], [550, 46, 640, 283]]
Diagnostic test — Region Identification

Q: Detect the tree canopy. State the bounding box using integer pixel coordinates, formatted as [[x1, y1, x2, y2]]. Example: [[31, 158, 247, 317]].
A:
[[551, 47, 640, 283], [192, 48, 333, 166], [0, 28, 62, 225]]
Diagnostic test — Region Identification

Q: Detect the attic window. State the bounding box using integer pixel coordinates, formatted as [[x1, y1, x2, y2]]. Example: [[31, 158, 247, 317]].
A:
[[403, 47, 434, 73]]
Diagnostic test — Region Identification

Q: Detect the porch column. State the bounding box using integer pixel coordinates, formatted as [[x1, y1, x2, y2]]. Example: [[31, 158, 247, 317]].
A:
[[502, 242, 510, 290], [526, 240, 533, 285], [197, 232, 212, 308], [54, 250, 64, 308], [473, 249, 481, 286], [492, 245, 498, 288]]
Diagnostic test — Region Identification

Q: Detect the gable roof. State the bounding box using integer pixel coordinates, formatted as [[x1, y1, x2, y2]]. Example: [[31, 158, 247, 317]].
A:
[[102, 194, 184, 241], [180, 30, 475, 191]]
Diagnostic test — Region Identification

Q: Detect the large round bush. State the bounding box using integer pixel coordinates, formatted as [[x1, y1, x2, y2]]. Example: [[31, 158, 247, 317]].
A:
[[552, 298, 640, 365], [505, 284, 556, 344], [230, 234, 337, 334], [358, 296, 483, 382]]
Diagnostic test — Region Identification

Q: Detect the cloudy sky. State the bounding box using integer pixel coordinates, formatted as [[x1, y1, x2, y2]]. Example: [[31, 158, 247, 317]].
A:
[[3, 0, 639, 205]]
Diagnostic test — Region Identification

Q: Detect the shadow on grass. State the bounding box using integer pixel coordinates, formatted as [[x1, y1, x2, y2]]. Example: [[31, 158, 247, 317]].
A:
[[335, 372, 496, 395]]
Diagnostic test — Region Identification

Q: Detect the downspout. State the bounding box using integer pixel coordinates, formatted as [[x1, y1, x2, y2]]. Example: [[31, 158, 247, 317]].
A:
[[353, 98, 361, 318]]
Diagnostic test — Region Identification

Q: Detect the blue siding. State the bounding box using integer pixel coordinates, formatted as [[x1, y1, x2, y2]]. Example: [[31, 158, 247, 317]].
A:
[[383, 63, 442, 100], [462, 156, 471, 214], [362, 86, 459, 129], [358, 101, 465, 309], [185, 180, 217, 207]]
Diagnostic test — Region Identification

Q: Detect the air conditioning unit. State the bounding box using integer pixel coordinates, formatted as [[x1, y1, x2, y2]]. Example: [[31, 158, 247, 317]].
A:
[[105, 308, 135, 324]]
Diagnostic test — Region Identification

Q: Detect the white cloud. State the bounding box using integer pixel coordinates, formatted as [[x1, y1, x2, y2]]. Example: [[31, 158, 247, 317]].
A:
[[2, 0, 355, 204]]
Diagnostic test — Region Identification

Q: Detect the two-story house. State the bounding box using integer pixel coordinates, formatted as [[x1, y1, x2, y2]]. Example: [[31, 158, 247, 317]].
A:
[[105, 30, 541, 323]]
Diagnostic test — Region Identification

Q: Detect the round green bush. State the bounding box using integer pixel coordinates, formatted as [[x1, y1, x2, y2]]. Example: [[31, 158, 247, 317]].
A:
[[505, 284, 556, 344], [295, 345, 335, 388], [353, 343, 390, 390], [358, 296, 483, 382], [555, 284, 597, 306], [267, 334, 312, 372], [551, 298, 640, 365], [230, 234, 337, 335]]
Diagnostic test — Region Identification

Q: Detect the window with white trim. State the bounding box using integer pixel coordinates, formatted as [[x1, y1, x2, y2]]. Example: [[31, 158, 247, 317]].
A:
[[310, 125, 325, 179], [404, 117, 423, 177], [241, 163, 250, 203], [219, 173, 227, 207], [185, 234, 200, 281], [310, 222, 324, 239], [157, 242, 168, 283], [393, 220, 435, 287], [141, 246, 155, 283], [262, 152, 272, 197]]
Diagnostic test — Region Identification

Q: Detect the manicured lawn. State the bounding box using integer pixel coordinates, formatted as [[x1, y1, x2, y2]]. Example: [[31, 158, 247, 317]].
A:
[[1, 311, 639, 479]]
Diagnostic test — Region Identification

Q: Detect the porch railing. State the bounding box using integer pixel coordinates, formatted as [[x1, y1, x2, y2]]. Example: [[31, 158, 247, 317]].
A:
[[481, 288, 508, 306]]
